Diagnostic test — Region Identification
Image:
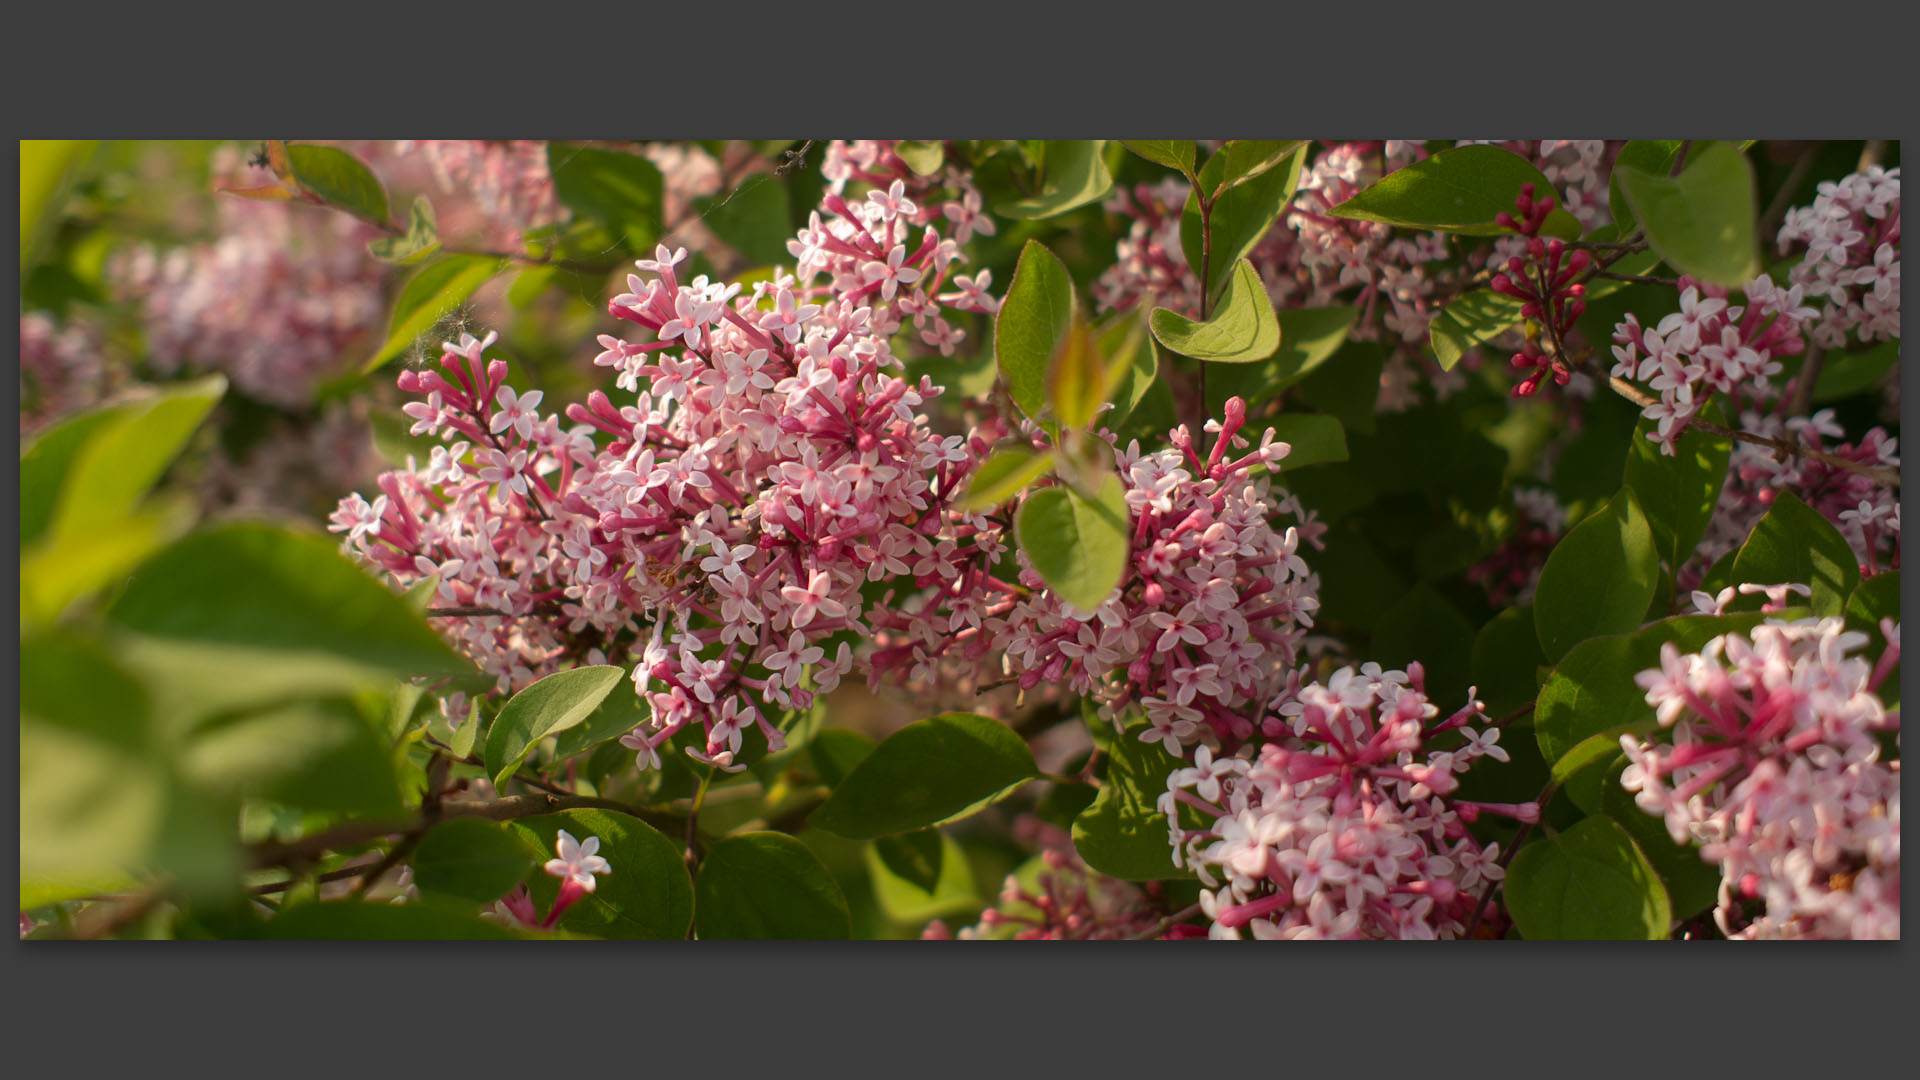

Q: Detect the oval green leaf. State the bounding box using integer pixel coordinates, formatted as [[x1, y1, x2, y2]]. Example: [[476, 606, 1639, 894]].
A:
[[411, 817, 540, 905], [995, 140, 1112, 221], [1727, 490, 1861, 617], [1614, 141, 1758, 286], [958, 447, 1057, 514], [1148, 258, 1280, 364], [1120, 139, 1196, 178], [1329, 144, 1556, 236], [1505, 816, 1671, 940], [694, 831, 850, 940], [286, 144, 390, 226], [809, 713, 1040, 839], [1071, 720, 1195, 881], [1533, 488, 1658, 662], [366, 253, 509, 373], [484, 665, 626, 790], [1013, 474, 1131, 613], [994, 239, 1075, 422], [513, 809, 694, 940], [367, 194, 440, 264]]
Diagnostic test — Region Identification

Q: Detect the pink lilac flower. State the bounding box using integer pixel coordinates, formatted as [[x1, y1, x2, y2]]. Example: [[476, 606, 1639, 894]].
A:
[[1620, 615, 1900, 939], [332, 154, 1004, 775], [1164, 663, 1528, 939], [371, 140, 559, 250], [869, 397, 1321, 760], [1776, 167, 1900, 349], [19, 311, 111, 435], [107, 145, 387, 407]]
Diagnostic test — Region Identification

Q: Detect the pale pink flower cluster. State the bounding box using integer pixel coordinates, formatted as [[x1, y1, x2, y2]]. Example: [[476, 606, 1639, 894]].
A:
[[1090, 177, 1205, 318], [1165, 662, 1527, 939], [332, 175, 1000, 774], [1684, 408, 1900, 591], [921, 818, 1180, 940], [1776, 166, 1900, 349], [381, 140, 560, 249], [108, 148, 387, 407], [957, 401, 1321, 760], [1620, 615, 1901, 939], [19, 310, 109, 434], [1608, 275, 1816, 456]]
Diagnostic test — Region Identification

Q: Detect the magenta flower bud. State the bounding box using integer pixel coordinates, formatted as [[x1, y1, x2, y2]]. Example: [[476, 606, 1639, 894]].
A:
[[1526, 238, 1546, 260], [1143, 581, 1165, 606], [1568, 250, 1591, 273], [1496, 211, 1517, 231], [1567, 299, 1586, 320], [1521, 302, 1541, 320], [1490, 273, 1514, 296], [1128, 655, 1152, 683]]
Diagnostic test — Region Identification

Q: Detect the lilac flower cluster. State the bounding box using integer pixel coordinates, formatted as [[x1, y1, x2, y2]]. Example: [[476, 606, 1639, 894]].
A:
[[1608, 275, 1816, 455], [20, 311, 110, 435], [1164, 662, 1527, 939], [1776, 166, 1900, 349], [332, 169, 1001, 773], [988, 404, 1321, 759], [1620, 615, 1900, 939], [108, 147, 388, 407], [378, 140, 560, 250]]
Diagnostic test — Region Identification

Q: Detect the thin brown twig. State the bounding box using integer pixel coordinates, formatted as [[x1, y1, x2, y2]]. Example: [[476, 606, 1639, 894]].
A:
[[1608, 376, 1900, 487]]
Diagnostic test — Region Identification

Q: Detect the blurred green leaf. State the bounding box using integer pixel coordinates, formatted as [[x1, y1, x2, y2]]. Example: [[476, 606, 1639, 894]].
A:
[[484, 665, 625, 790], [811, 713, 1039, 838], [695, 831, 850, 940]]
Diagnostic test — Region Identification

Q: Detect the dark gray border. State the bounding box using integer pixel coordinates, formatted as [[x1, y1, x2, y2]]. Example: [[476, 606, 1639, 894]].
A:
[[7, 2, 1913, 1074]]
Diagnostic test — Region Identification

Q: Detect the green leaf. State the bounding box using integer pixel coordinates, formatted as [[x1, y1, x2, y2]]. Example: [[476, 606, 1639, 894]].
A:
[[21, 498, 196, 628], [1623, 399, 1732, 578], [23, 373, 225, 546], [484, 666, 625, 790], [1267, 413, 1347, 471], [1369, 583, 1475, 704], [1297, 340, 1385, 435], [894, 141, 946, 175], [1049, 313, 1105, 431], [546, 143, 664, 251], [1599, 757, 1721, 919], [1728, 490, 1860, 616], [1204, 306, 1357, 413], [1811, 340, 1900, 402], [958, 447, 1057, 513], [366, 253, 508, 373], [1212, 140, 1310, 196], [995, 239, 1075, 422], [1072, 717, 1193, 881], [1607, 141, 1688, 233], [809, 729, 875, 788], [1470, 606, 1550, 718], [262, 899, 521, 940], [864, 829, 980, 922], [1845, 572, 1900, 704], [180, 698, 405, 819], [286, 144, 390, 226], [694, 175, 792, 267], [1120, 140, 1196, 178], [1148, 258, 1280, 364], [1181, 144, 1305, 302], [1550, 726, 1655, 786], [21, 631, 162, 907], [1614, 142, 1758, 286], [810, 713, 1040, 838], [995, 140, 1112, 220], [411, 817, 540, 905], [22, 139, 96, 272], [1429, 289, 1525, 371], [1533, 488, 1658, 662], [1096, 308, 1159, 427], [694, 831, 850, 940], [105, 522, 476, 691], [551, 677, 652, 761], [1534, 610, 1792, 768], [1506, 816, 1671, 940], [1329, 144, 1557, 236], [872, 829, 944, 893], [1013, 475, 1131, 613], [514, 809, 694, 939], [367, 194, 439, 264]]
